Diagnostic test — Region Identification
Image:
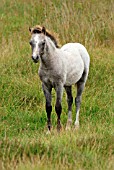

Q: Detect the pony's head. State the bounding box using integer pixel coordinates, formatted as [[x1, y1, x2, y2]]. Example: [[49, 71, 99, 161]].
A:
[[29, 25, 60, 63], [29, 26, 46, 63]]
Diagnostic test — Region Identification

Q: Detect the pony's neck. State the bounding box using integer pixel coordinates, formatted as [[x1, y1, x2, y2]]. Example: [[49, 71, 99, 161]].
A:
[[40, 37, 57, 69], [46, 37, 56, 53]]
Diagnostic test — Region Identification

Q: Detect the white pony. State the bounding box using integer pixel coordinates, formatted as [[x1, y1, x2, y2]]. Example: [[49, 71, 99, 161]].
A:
[[29, 26, 90, 131]]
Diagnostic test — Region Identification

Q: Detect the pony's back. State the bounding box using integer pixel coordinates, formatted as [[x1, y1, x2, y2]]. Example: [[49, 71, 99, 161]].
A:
[[61, 43, 90, 70]]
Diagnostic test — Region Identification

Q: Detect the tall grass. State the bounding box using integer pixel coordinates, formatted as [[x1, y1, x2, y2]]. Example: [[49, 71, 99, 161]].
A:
[[0, 0, 114, 47], [0, 0, 114, 169]]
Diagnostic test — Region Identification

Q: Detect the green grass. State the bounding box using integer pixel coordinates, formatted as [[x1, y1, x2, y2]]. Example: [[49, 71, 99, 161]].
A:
[[0, 0, 114, 169]]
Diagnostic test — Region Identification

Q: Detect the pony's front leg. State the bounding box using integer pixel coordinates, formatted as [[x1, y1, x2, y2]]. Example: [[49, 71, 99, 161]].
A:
[[42, 83, 52, 131], [55, 83, 64, 131], [64, 86, 73, 130]]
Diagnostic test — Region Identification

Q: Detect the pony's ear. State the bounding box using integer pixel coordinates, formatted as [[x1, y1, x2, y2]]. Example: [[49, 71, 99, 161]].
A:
[[42, 26, 46, 35], [29, 27, 31, 32]]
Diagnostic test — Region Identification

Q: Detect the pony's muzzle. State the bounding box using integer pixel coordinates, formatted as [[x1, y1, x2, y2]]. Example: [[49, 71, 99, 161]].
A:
[[32, 55, 39, 63]]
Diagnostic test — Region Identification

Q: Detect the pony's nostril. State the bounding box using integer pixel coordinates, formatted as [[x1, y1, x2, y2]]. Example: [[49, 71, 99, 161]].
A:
[[36, 56, 39, 60]]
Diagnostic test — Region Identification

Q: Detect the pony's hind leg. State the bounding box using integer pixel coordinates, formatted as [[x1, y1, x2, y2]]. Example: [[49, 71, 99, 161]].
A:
[[75, 71, 87, 129], [42, 83, 52, 132], [64, 86, 73, 130]]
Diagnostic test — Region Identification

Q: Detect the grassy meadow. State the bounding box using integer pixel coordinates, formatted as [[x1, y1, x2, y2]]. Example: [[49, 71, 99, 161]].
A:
[[0, 0, 114, 169]]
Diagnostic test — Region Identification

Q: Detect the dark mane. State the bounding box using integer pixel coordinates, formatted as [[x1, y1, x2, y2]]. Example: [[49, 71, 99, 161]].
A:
[[30, 25, 60, 48]]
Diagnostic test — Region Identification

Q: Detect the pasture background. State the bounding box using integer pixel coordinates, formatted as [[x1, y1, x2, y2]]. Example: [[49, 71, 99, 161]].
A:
[[0, 0, 114, 169]]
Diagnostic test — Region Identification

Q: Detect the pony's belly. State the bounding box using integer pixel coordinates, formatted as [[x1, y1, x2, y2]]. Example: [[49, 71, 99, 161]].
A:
[[65, 71, 83, 86]]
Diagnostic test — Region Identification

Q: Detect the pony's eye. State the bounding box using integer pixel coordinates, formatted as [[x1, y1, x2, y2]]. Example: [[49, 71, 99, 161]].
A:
[[39, 40, 45, 47], [29, 41, 32, 46], [42, 40, 45, 46]]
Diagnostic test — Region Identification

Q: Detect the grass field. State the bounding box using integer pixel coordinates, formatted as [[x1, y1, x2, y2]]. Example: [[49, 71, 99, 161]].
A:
[[0, 0, 114, 169]]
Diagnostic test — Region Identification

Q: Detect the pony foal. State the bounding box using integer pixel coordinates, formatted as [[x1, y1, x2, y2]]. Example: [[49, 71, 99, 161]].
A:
[[29, 26, 90, 131]]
